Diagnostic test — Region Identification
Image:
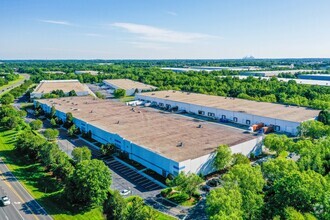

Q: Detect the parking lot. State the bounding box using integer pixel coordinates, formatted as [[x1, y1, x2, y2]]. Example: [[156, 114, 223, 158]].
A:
[[104, 158, 163, 198]]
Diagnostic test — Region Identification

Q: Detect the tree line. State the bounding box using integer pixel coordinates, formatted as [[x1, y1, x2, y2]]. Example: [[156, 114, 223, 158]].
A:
[[18, 64, 330, 110], [207, 119, 330, 220]]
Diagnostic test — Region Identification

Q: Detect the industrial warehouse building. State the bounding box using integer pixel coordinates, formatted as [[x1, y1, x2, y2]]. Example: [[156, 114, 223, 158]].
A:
[[103, 79, 157, 96], [136, 90, 320, 135], [298, 74, 330, 82], [31, 80, 94, 99], [37, 96, 260, 177], [241, 69, 325, 77]]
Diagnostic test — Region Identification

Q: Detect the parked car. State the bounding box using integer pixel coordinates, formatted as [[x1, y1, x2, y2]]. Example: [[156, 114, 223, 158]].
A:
[[120, 189, 131, 196], [200, 184, 211, 192], [207, 178, 221, 187], [1, 196, 10, 206]]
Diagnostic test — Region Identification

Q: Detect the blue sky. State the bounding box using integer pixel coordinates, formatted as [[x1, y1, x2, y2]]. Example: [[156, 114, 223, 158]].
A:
[[1, 0, 330, 59]]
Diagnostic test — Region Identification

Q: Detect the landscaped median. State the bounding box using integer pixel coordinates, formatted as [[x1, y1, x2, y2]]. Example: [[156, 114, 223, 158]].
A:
[[161, 172, 203, 207]]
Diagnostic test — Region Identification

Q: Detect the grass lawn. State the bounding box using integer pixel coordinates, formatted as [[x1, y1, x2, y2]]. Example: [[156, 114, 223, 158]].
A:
[[156, 210, 177, 220], [0, 75, 25, 91], [0, 127, 105, 220], [119, 96, 135, 102]]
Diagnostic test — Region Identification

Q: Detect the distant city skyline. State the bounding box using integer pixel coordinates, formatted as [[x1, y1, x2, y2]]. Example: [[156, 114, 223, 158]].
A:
[[1, 0, 330, 59]]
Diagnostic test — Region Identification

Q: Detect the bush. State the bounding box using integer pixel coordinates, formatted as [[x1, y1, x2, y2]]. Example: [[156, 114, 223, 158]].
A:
[[161, 188, 173, 197], [169, 192, 189, 204], [29, 119, 43, 130]]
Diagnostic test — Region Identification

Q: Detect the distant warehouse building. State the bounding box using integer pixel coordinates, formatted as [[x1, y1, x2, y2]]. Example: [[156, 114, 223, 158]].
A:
[[37, 96, 260, 177], [241, 70, 325, 77], [136, 90, 319, 135], [298, 74, 330, 81], [31, 80, 94, 99], [103, 79, 157, 96]]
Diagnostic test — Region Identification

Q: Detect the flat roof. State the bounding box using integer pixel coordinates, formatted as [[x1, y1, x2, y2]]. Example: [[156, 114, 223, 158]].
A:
[[138, 90, 319, 122], [37, 96, 256, 162], [33, 80, 89, 94], [218, 75, 330, 87], [244, 70, 325, 76], [103, 79, 157, 90]]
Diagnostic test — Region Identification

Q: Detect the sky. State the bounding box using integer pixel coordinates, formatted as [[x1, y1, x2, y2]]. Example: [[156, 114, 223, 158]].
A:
[[1, 0, 330, 59]]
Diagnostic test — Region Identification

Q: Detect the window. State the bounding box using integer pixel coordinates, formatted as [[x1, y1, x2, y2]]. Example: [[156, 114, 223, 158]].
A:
[[165, 104, 171, 109], [275, 125, 281, 131], [159, 103, 164, 107], [246, 120, 251, 125], [222, 115, 226, 119], [208, 112, 215, 117], [198, 110, 205, 115], [233, 117, 238, 122]]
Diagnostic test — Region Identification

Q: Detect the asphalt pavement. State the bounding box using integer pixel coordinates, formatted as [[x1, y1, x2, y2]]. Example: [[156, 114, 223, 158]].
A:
[[0, 74, 30, 96], [0, 159, 52, 220]]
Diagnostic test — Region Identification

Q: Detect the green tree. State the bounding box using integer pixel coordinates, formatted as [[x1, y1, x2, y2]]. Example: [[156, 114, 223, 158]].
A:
[[124, 197, 147, 220], [222, 164, 265, 220], [65, 112, 73, 128], [213, 144, 232, 170], [104, 190, 126, 220], [50, 106, 56, 118], [67, 124, 77, 136], [52, 151, 75, 181], [271, 170, 328, 217], [0, 93, 14, 104], [15, 130, 46, 161], [65, 159, 112, 207], [297, 137, 330, 175], [29, 119, 43, 130], [206, 186, 243, 220], [43, 128, 59, 141], [50, 118, 57, 127], [95, 91, 106, 99], [231, 153, 250, 166], [71, 146, 92, 163], [166, 172, 203, 198], [264, 134, 293, 155], [114, 89, 126, 98], [286, 208, 318, 220], [68, 90, 77, 96], [298, 120, 330, 139], [101, 143, 115, 156], [262, 157, 299, 183], [318, 110, 330, 125]]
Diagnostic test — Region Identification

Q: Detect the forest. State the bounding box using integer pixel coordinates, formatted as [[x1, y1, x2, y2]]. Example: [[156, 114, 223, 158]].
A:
[[2, 60, 327, 110]]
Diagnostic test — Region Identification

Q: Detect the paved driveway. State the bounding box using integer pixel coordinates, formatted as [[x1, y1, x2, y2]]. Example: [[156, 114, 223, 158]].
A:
[[104, 158, 163, 198]]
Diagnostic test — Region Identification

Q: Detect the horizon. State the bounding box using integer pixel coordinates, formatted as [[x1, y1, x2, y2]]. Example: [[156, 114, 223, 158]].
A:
[[1, 0, 330, 59]]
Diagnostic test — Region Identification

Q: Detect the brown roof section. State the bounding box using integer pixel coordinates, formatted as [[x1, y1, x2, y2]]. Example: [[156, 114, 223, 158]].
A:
[[103, 79, 157, 90], [33, 80, 90, 94], [37, 96, 256, 162], [138, 90, 319, 122]]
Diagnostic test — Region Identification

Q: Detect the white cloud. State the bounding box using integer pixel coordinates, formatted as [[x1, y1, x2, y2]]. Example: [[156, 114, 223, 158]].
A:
[[166, 11, 177, 16], [130, 42, 169, 50], [112, 22, 214, 43], [40, 20, 72, 26], [84, 33, 104, 37]]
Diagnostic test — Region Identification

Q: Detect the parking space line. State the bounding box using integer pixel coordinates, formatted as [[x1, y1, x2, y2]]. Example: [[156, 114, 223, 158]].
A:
[[133, 176, 147, 182]]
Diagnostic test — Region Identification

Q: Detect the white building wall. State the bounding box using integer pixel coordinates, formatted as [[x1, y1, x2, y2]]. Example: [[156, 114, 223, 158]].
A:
[[178, 137, 260, 176], [136, 94, 303, 135]]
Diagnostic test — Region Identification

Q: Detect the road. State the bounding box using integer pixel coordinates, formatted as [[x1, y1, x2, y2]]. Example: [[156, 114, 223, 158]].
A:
[[0, 74, 30, 96], [0, 160, 52, 220]]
